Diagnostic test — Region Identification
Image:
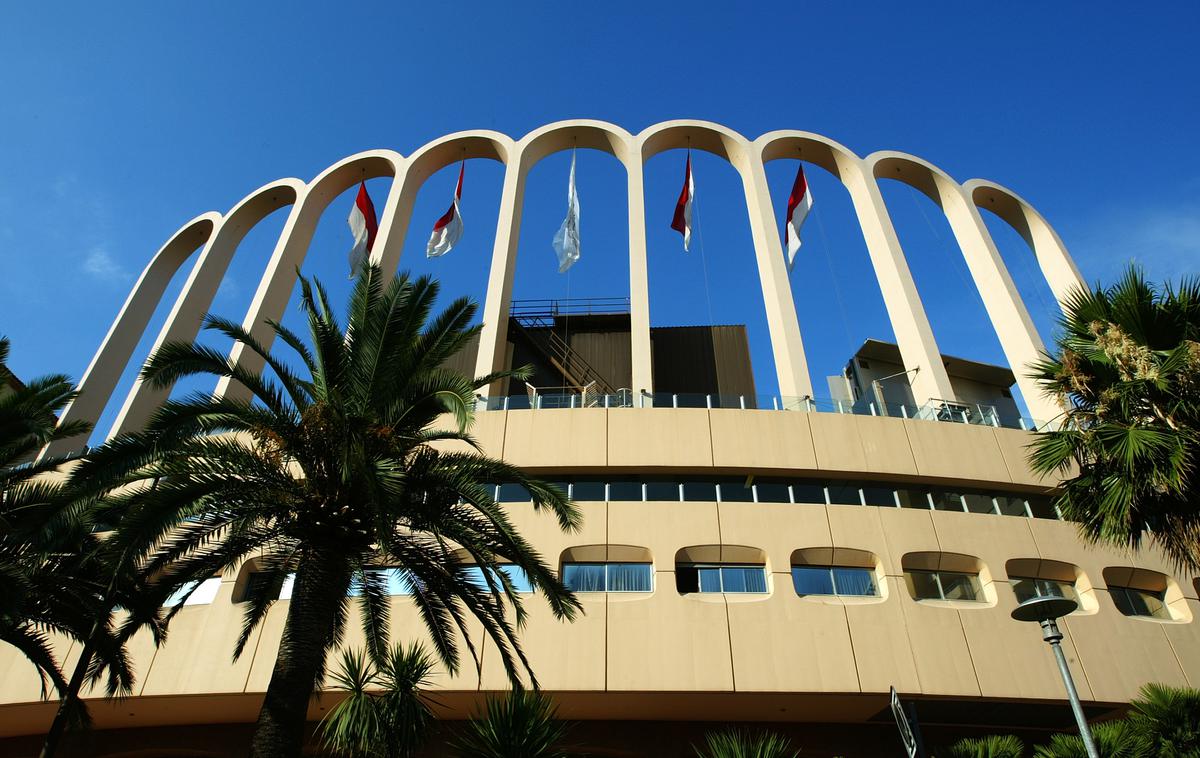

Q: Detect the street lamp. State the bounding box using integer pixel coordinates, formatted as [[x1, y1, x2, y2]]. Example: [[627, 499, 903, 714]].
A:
[[1011, 596, 1099, 758]]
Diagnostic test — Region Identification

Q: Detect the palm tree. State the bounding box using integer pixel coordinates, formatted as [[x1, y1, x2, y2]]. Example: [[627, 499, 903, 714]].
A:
[[77, 264, 582, 758], [1031, 719, 1148, 758], [1125, 682, 1200, 756], [451, 690, 569, 758], [1027, 266, 1200, 570], [693, 729, 799, 758], [319, 643, 437, 758], [944, 734, 1025, 758], [0, 336, 157, 753]]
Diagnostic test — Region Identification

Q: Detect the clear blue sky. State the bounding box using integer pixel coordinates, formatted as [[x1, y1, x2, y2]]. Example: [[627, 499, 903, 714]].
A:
[[2, 3, 1197, 440]]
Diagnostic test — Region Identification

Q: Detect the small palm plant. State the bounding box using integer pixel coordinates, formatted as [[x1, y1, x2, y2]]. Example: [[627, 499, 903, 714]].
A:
[[452, 690, 570, 758], [1126, 682, 1200, 756], [944, 734, 1025, 758], [320, 643, 437, 758], [693, 729, 799, 758], [1032, 719, 1149, 758]]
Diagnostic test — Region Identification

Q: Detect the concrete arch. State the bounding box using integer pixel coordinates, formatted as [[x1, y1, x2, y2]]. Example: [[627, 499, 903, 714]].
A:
[[45, 212, 221, 456], [637, 119, 750, 165], [867, 151, 1060, 422], [110, 179, 306, 437], [518, 119, 634, 166], [964, 178, 1086, 308]]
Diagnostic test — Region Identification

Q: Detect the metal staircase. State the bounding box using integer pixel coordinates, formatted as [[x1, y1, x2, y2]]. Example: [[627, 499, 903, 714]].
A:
[[508, 298, 625, 397]]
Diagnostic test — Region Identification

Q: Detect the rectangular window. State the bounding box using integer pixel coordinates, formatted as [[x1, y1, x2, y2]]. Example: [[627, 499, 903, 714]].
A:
[[682, 481, 718, 501], [929, 490, 966, 512], [644, 481, 680, 502], [994, 494, 1030, 517], [571, 480, 606, 501], [677, 564, 767, 594], [754, 481, 792, 504], [791, 482, 826, 505], [861, 485, 896, 508], [163, 577, 222, 607], [496, 483, 530, 502], [896, 488, 930, 509], [717, 480, 754, 502], [1110, 586, 1170, 619], [826, 481, 862, 506], [1011, 577, 1076, 605], [562, 563, 653, 592], [962, 492, 996, 514], [462, 565, 534, 594], [908, 570, 982, 602], [607, 480, 643, 501], [349, 568, 414, 597], [831, 567, 878, 596], [792, 566, 836, 595], [1027, 497, 1060, 520]]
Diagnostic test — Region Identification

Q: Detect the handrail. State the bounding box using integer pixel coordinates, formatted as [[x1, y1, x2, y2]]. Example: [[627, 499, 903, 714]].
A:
[[508, 318, 617, 395]]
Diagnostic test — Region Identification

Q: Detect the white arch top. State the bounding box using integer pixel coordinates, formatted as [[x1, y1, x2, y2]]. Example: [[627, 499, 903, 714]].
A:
[[45, 119, 1084, 455]]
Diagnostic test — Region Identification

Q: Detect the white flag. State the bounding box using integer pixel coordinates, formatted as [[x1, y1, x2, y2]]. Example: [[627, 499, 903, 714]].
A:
[[427, 162, 465, 258], [552, 152, 581, 273]]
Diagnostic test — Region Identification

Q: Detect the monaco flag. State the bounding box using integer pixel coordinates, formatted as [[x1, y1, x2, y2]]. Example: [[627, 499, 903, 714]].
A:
[[427, 162, 465, 257], [670, 154, 695, 252], [347, 182, 378, 278], [784, 163, 814, 269]]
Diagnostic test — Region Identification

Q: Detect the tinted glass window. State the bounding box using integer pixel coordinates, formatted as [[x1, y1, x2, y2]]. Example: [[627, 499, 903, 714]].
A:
[[791, 482, 826, 505], [939, 571, 981, 601], [832, 567, 877, 596], [682, 481, 718, 501], [962, 493, 996, 514], [792, 566, 835, 595], [1111, 586, 1169, 619], [462, 565, 533, 594], [896, 489, 929, 509], [908, 570, 943, 601], [497, 483, 530, 502], [720, 566, 767, 593], [755, 481, 791, 504], [608, 481, 643, 501], [930, 490, 965, 512], [698, 566, 724, 592], [562, 563, 606, 592], [827, 482, 861, 506], [1027, 497, 1059, 519], [1011, 577, 1075, 605], [571, 480, 606, 501], [644, 481, 680, 502], [718, 481, 754, 502], [607, 563, 653, 592], [994, 494, 1029, 517], [861, 485, 896, 507]]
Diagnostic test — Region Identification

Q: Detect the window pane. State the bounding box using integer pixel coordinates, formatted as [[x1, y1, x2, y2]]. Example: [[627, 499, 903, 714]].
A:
[[1113, 586, 1168, 619], [279, 574, 295, 600], [697, 567, 724, 593], [721, 566, 767, 593], [832, 567, 877, 597], [607, 563, 652, 592], [930, 491, 966, 511], [497, 483, 530, 502], [676, 565, 700, 593], [1027, 497, 1059, 519], [827, 481, 861, 506], [939, 571, 980, 601], [499, 565, 533, 593], [1011, 578, 1040, 604], [571, 480, 606, 501], [682, 481, 717, 501], [644, 481, 680, 502], [896, 489, 930, 509], [995, 494, 1029, 517], [164, 577, 222, 607], [861, 485, 896, 508], [755, 481, 791, 504], [908, 571, 942, 600], [792, 482, 826, 505], [962, 493, 995, 514], [608, 481, 643, 501], [718, 481, 754, 502], [563, 563, 607, 592], [792, 566, 835, 596], [383, 568, 413, 595]]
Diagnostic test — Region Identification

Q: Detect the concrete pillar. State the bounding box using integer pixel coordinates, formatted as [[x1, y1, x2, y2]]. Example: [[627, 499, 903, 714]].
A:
[[625, 156, 654, 399], [844, 166, 956, 406], [739, 156, 814, 400], [940, 186, 1061, 424], [41, 214, 219, 457], [107, 183, 303, 439], [473, 159, 527, 396]]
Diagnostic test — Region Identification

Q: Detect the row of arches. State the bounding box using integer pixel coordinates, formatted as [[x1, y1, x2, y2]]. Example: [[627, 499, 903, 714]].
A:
[[46, 119, 1085, 455]]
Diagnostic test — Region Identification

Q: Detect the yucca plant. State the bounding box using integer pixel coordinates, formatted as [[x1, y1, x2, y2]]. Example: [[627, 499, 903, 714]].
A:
[[320, 643, 437, 758], [452, 690, 570, 758], [74, 264, 583, 758], [1027, 266, 1200, 570], [944, 733, 1025, 758], [693, 728, 799, 758]]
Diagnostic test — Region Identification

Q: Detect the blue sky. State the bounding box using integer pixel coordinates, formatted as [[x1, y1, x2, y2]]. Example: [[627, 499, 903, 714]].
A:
[[1, 3, 1198, 440]]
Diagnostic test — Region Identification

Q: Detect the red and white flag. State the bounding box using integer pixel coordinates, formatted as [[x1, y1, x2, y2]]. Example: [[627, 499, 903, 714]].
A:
[[784, 163, 814, 269], [427, 162, 465, 258], [670, 154, 695, 252], [347, 182, 378, 278]]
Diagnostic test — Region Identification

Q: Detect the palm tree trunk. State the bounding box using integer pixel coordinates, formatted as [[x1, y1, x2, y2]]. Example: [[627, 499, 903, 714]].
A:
[[250, 554, 352, 758], [38, 644, 93, 758]]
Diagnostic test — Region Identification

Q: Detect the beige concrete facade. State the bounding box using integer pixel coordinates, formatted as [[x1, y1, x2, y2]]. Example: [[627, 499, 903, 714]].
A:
[[44, 120, 1086, 457], [4, 412, 1200, 748]]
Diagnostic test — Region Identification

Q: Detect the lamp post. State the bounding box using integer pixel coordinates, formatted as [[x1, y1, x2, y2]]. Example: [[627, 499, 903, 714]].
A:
[[1011, 596, 1099, 758]]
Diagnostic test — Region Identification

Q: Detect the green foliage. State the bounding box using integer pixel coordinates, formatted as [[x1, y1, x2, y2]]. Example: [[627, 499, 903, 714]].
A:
[[75, 264, 582, 755], [693, 729, 800, 758], [1032, 719, 1149, 758], [944, 733, 1026, 758], [452, 690, 569, 758], [1027, 266, 1200, 570], [319, 643, 437, 758], [1126, 682, 1200, 756]]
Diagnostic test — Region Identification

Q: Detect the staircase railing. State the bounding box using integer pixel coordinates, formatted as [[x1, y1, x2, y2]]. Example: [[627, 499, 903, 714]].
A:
[[508, 318, 617, 396]]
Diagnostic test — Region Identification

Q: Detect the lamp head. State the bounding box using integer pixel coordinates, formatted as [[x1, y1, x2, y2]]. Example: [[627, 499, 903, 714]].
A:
[[1011, 595, 1078, 623]]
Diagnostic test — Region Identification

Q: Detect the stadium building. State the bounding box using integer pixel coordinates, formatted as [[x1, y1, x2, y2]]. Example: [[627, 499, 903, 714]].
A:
[[1, 120, 1197, 757]]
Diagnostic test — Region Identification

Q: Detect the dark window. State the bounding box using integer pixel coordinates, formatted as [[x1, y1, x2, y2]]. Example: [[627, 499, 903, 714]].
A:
[[962, 492, 996, 514], [994, 494, 1029, 517], [677, 564, 767, 594], [1110, 586, 1169, 619], [496, 483, 530, 502], [791, 482, 826, 505], [1027, 497, 1059, 520], [908, 569, 982, 602], [718, 480, 754, 502], [896, 488, 929, 509], [1011, 577, 1075, 604], [644, 481, 680, 502], [929, 490, 966, 511], [755, 481, 791, 504], [827, 481, 861, 506], [571, 480, 606, 501], [608, 480, 643, 501], [682, 481, 718, 501], [861, 485, 896, 507], [675, 565, 699, 593], [792, 566, 835, 595]]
